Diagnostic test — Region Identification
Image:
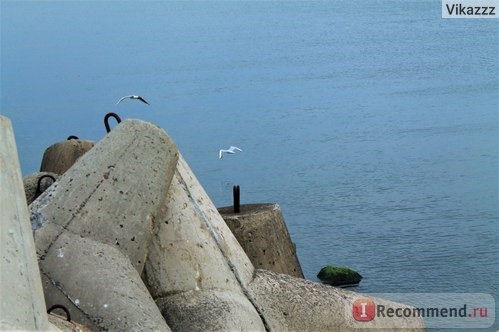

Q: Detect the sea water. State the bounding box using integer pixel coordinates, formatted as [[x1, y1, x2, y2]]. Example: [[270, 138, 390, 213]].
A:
[[1, 1, 497, 328]]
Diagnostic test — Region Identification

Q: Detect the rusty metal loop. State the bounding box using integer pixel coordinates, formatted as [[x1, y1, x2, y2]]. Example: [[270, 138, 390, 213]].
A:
[[233, 185, 240, 213], [104, 112, 122, 133], [47, 304, 71, 322], [35, 174, 56, 198], [67, 135, 79, 140]]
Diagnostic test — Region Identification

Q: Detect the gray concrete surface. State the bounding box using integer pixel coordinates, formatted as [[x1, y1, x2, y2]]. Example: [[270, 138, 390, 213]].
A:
[[30, 119, 178, 273], [144, 154, 265, 331], [219, 203, 304, 278], [156, 289, 265, 332], [248, 269, 426, 331], [29, 119, 178, 330], [41, 232, 170, 331], [0, 116, 53, 331], [40, 139, 95, 175], [23, 171, 59, 205], [3, 116, 427, 331]]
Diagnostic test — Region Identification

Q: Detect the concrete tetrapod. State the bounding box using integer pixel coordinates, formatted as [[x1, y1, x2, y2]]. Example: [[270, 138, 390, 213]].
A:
[[48, 313, 90, 332], [218, 203, 304, 278], [144, 154, 266, 331], [41, 232, 168, 331], [29, 119, 178, 330], [0, 116, 54, 331], [247, 269, 426, 331], [23, 171, 59, 205], [40, 138, 95, 175]]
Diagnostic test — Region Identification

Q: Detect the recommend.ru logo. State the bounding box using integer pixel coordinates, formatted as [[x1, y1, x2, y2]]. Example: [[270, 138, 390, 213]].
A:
[[351, 293, 495, 329]]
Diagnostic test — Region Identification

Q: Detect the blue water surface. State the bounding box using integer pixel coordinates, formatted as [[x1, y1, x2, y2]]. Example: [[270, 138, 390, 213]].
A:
[[1, 1, 498, 328]]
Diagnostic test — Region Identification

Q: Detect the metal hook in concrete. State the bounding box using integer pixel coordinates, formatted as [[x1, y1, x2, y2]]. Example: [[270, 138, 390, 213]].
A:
[[104, 112, 122, 133], [67, 135, 79, 140], [233, 185, 240, 213], [47, 304, 71, 322], [35, 174, 56, 198]]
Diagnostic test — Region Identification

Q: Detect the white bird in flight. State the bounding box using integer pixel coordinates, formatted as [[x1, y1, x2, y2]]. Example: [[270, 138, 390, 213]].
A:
[[116, 95, 150, 105], [219, 146, 242, 159]]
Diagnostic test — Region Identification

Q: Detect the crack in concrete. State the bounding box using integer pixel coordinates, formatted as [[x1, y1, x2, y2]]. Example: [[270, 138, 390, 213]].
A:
[[176, 167, 271, 332]]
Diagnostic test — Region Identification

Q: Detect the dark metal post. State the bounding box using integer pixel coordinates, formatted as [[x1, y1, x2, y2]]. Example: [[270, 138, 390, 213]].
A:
[[233, 185, 240, 213]]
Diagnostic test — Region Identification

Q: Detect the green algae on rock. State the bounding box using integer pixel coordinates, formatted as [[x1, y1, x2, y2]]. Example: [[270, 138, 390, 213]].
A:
[[317, 266, 362, 286]]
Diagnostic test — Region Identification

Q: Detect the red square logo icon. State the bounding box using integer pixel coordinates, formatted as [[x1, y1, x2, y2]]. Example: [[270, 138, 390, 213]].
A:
[[353, 298, 375, 321]]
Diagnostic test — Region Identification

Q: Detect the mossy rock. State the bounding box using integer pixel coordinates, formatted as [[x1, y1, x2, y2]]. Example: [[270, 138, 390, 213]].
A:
[[317, 266, 362, 286]]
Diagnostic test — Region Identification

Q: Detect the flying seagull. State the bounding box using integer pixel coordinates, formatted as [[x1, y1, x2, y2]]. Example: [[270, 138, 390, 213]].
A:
[[116, 95, 150, 105], [219, 146, 242, 159]]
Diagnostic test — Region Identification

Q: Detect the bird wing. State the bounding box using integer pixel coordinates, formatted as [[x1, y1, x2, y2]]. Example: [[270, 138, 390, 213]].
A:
[[219, 150, 224, 159], [137, 96, 150, 105], [116, 95, 132, 105], [230, 146, 242, 152]]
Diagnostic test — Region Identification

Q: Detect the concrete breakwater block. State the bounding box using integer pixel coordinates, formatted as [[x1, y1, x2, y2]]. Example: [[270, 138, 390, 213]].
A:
[[144, 154, 265, 331], [13, 116, 426, 331], [156, 289, 265, 331], [40, 138, 95, 175], [41, 232, 170, 331], [30, 119, 178, 272], [218, 203, 304, 278], [48, 313, 91, 332], [247, 269, 425, 331], [23, 172, 59, 205], [29, 119, 178, 330], [0, 116, 53, 331]]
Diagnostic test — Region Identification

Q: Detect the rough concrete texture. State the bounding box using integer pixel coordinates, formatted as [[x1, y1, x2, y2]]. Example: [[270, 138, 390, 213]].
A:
[[145, 153, 255, 294], [41, 232, 170, 331], [219, 203, 304, 278], [30, 119, 178, 273], [144, 154, 264, 331], [248, 269, 426, 331], [39, 139, 95, 175], [4, 116, 427, 331], [29, 119, 177, 329], [23, 171, 59, 205], [156, 290, 265, 332], [0, 116, 53, 331], [48, 313, 91, 332]]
